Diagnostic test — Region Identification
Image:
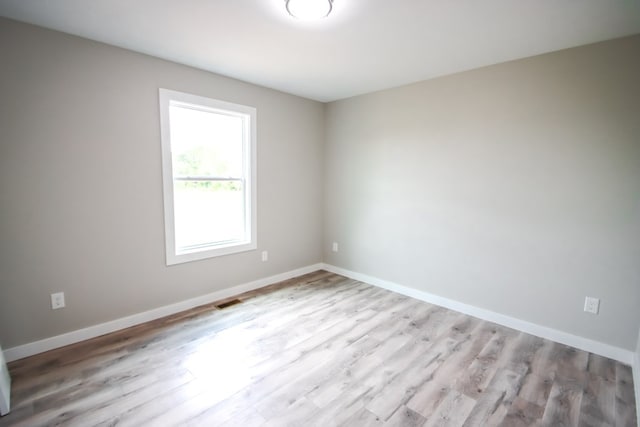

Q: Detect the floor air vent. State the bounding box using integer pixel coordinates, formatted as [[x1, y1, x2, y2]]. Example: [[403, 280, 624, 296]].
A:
[[215, 299, 243, 309]]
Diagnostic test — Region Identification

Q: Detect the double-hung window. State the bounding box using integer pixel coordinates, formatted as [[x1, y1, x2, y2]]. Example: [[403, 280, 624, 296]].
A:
[[159, 89, 256, 265]]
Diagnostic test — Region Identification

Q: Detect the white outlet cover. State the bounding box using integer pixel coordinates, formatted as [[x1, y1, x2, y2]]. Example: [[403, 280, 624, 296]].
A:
[[51, 292, 65, 310], [332, 242, 339, 252], [584, 297, 599, 314], [261, 251, 268, 262]]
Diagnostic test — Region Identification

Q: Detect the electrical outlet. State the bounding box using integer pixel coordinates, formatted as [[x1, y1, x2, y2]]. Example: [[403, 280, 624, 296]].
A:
[[51, 292, 65, 310], [261, 251, 268, 262], [332, 242, 339, 252], [584, 297, 599, 315]]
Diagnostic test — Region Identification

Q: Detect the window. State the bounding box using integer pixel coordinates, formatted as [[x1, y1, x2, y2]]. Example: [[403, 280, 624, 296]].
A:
[[159, 89, 256, 265]]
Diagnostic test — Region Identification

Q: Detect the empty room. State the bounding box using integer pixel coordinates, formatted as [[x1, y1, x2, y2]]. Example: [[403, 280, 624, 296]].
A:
[[0, 1, 639, 426]]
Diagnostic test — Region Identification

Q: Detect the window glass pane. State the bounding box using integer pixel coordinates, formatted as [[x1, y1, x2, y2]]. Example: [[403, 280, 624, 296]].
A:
[[169, 104, 244, 178], [173, 181, 246, 251], [160, 88, 256, 264]]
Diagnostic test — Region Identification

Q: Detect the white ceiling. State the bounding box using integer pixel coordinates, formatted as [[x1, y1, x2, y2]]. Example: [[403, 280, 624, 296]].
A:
[[1, 0, 639, 102]]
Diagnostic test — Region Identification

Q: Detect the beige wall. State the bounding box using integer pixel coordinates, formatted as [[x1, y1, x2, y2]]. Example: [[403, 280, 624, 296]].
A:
[[0, 18, 324, 348], [325, 35, 640, 350]]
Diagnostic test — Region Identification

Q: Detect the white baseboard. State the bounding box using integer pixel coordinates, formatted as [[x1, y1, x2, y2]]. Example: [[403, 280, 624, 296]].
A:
[[5, 262, 635, 369], [322, 263, 634, 365], [0, 345, 10, 415], [4, 263, 324, 363]]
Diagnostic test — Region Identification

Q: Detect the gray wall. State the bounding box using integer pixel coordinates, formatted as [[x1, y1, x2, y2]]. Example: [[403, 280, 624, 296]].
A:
[[324, 35, 640, 350], [0, 18, 324, 349], [1, 16, 639, 355]]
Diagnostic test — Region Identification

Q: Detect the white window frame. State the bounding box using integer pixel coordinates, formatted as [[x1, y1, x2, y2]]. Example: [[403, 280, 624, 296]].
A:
[[159, 88, 257, 265]]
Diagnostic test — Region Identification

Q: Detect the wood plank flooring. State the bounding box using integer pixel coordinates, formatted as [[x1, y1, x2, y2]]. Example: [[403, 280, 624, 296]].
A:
[[0, 271, 636, 426]]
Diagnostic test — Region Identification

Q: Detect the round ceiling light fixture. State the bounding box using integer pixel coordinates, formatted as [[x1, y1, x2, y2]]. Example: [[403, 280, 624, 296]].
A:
[[285, 0, 333, 20]]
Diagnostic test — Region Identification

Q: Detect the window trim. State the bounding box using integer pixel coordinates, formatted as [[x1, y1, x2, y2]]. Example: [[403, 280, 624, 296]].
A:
[[159, 88, 257, 265]]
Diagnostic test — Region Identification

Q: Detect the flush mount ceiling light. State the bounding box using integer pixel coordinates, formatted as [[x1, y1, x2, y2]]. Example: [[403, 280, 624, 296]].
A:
[[285, 0, 333, 20]]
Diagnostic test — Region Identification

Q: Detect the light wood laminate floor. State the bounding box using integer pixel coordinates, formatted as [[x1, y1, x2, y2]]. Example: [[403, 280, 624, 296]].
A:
[[1, 271, 636, 426]]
